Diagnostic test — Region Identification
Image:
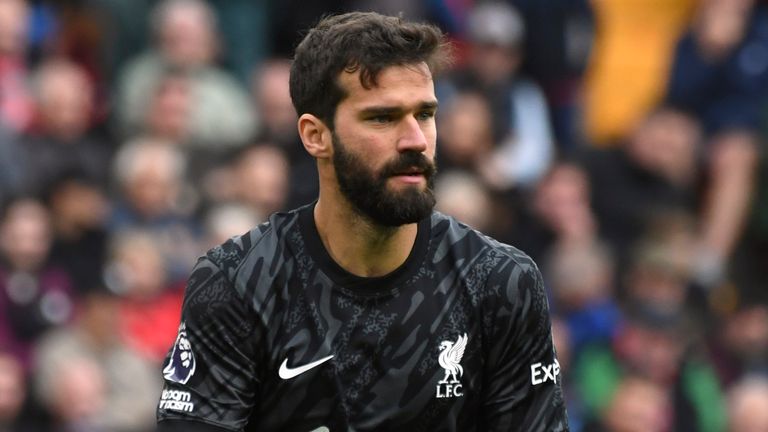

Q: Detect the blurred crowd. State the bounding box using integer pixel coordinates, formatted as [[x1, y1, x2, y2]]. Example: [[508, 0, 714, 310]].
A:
[[1, 0, 768, 431]]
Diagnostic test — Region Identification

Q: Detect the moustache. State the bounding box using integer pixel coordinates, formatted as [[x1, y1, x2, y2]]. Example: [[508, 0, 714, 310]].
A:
[[380, 152, 437, 179]]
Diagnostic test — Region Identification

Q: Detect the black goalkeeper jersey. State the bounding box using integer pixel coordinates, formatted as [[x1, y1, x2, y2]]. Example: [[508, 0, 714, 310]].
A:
[[156, 204, 569, 431]]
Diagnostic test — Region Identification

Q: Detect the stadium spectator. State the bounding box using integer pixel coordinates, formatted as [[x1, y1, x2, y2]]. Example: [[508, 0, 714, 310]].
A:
[[545, 240, 620, 359], [665, 0, 768, 289], [435, 91, 495, 177], [588, 375, 670, 432], [105, 230, 184, 364], [515, 161, 599, 264], [109, 138, 200, 282], [0, 351, 31, 431], [726, 375, 768, 432], [21, 58, 112, 195], [0, 0, 34, 134], [0, 198, 74, 370], [250, 58, 318, 209], [575, 306, 727, 432], [622, 212, 698, 313], [582, 106, 702, 277], [115, 0, 255, 149], [141, 68, 193, 145], [251, 58, 297, 148], [434, 170, 493, 232], [437, 1, 555, 190], [202, 203, 262, 250], [34, 289, 161, 431], [230, 144, 291, 216], [40, 355, 108, 431], [712, 305, 768, 387], [44, 172, 110, 297]]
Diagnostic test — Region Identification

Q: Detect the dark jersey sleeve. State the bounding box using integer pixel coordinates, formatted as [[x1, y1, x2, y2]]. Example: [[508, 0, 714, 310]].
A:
[[156, 255, 261, 431], [480, 257, 569, 431]]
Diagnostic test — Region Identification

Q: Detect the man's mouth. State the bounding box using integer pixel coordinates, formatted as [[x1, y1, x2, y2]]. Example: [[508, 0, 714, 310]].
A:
[[390, 168, 426, 184], [395, 168, 424, 176]]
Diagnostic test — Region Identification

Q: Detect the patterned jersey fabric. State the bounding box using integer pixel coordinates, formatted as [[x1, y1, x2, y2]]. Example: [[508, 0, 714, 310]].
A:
[[157, 203, 569, 431]]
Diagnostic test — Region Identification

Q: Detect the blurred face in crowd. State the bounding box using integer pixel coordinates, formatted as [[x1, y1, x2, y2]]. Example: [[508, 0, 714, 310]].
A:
[[0, 354, 24, 423], [329, 64, 438, 226], [724, 306, 768, 362], [0, 0, 28, 55], [627, 108, 700, 185], [548, 241, 612, 311], [434, 171, 492, 231], [158, 0, 216, 68], [0, 199, 52, 272], [616, 321, 684, 385], [204, 203, 261, 248], [603, 376, 670, 432], [49, 357, 105, 425], [36, 60, 94, 141], [254, 60, 297, 143], [48, 179, 109, 234], [695, 0, 756, 59], [626, 251, 689, 313], [111, 232, 167, 299], [236, 145, 290, 216], [121, 144, 183, 218], [469, 42, 521, 86], [78, 292, 120, 349], [728, 378, 768, 432], [534, 163, 596, 241], [146, 73, 192, 141], [437, 92, 493, 165]]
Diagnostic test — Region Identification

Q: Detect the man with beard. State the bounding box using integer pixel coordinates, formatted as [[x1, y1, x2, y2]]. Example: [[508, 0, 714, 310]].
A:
[[156, 12, 567, 432]]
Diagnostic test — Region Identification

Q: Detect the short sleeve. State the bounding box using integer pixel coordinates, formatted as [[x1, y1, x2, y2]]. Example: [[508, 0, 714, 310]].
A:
[[157, 257, 260, 431], [480, 258, 569, 431]]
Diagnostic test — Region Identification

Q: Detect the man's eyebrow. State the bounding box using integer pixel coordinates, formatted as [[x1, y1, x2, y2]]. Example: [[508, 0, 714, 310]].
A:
[[359, 106, 402, 116], [359, 101, 439, 115], [419, 101, 439, 110]]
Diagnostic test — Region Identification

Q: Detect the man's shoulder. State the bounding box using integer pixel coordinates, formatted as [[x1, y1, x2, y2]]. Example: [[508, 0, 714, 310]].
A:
[[203, 208, 303, 281], [429, 212, 543, 315], [429, 211, 537, 272]]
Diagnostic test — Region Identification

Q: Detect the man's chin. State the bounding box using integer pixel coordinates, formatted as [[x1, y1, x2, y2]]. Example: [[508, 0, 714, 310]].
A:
[[376, 192, 435, 225]]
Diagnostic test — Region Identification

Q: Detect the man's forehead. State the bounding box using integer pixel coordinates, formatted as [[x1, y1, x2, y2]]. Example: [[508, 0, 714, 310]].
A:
[[338, 63, 436, 104]]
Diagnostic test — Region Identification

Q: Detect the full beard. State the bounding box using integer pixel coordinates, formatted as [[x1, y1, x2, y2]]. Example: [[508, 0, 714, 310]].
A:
[[332, 131, 437, 227]]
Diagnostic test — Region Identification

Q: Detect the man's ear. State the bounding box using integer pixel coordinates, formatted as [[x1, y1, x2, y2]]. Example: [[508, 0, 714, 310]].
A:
[[298, 113, 332, 159]]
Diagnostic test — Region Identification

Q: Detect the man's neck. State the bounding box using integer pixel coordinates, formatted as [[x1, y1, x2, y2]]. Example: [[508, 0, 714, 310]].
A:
[[313, 196, 418, 278]]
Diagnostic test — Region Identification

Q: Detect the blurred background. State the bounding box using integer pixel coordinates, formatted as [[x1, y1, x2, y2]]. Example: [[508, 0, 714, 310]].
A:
[[0, 0, 768, 430]]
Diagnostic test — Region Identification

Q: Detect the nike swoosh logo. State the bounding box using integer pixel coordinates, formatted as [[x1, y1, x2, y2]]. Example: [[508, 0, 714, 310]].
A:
[[279, 355, 334, 379]]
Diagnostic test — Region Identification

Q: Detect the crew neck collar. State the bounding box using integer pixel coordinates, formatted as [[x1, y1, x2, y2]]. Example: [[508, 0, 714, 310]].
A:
[[297, 203, 431, 296]]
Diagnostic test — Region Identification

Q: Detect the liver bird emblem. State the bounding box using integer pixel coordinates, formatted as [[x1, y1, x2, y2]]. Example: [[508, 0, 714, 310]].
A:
[[438, 333, 468, 384]]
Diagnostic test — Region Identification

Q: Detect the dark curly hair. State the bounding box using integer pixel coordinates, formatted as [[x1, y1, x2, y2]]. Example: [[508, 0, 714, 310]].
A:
[[289, 12, 451, 130]]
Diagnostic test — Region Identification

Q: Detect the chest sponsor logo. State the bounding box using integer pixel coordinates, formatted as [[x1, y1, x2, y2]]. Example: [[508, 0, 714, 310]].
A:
[[162, 322, 196, 384], [159, 389, 194, 413], [278, 354, 334, 380], [436, 333, 468, 398], [531, 359, 560, 385]]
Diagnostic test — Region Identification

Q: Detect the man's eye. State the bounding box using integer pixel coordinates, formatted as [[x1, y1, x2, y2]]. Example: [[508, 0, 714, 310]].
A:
[[416, 111, 435, 121], [369, 115, 392, 124]]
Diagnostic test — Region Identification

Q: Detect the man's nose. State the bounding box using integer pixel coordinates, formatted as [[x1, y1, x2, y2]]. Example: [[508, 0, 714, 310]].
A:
[[396, 116, 428, 153]]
